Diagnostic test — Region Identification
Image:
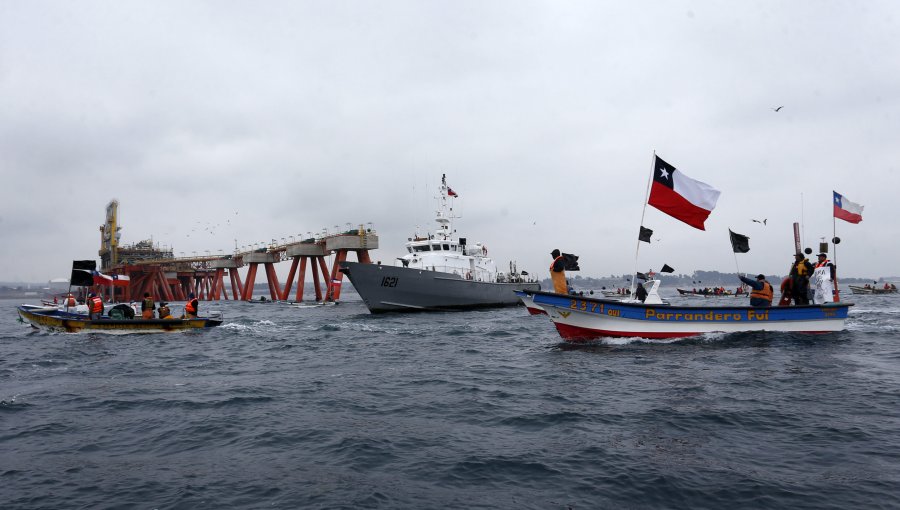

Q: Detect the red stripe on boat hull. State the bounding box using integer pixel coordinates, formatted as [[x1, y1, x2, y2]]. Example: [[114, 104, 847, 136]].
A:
[[553, 322, 836, 342], [553, 322, 699, 341]]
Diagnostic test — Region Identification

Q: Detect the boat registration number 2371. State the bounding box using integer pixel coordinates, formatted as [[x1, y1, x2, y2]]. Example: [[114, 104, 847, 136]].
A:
[[569, 299, 619, 317], [381, 276, 399, 288]]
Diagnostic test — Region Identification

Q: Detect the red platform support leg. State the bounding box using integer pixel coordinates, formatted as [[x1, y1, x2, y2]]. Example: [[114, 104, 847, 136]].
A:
[[229, 270, 243, 301], [242, 264, 259, 301], [310, 258, 324, 302], [264, 262, 281, 301], [326, 250, 348, 301], [295, 258, 309, 302], [281, 258, 299, 302], [317, 256, 332, 302]]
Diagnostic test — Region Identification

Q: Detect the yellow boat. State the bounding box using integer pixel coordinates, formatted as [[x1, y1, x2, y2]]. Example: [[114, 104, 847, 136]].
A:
[[17, 304, 223, 334]]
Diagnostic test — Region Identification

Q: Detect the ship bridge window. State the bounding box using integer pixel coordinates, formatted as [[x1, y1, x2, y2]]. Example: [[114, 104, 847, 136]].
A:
[[442, 244, 450, 250], [413, 245, 431, 252]]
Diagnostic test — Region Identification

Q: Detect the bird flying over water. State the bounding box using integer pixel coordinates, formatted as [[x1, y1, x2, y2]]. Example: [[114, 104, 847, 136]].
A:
[[751, 218, 767, 225], [772, 106, 783, 112]]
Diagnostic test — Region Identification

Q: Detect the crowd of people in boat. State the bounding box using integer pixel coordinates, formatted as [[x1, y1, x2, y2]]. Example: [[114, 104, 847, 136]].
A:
[[739, 252, 839, 308], [52, 291, 200, 320], [689, 286, 746, 296], [862, 282, 898, 291]]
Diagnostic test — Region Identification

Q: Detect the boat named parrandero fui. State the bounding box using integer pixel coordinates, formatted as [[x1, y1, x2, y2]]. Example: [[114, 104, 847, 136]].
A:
[[525, 289, 852, 341], [340, 175, 540, 313]]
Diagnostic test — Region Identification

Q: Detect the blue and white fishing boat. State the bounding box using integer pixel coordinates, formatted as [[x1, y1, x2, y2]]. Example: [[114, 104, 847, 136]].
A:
[[525, 289, 852, 341]]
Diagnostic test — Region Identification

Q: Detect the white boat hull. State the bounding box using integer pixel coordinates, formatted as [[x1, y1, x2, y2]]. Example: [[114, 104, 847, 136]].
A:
[[528, 291, 852, 341]]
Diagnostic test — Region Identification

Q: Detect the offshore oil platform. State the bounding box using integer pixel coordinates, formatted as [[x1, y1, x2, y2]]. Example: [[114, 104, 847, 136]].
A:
[[94, 200, 377, 303]]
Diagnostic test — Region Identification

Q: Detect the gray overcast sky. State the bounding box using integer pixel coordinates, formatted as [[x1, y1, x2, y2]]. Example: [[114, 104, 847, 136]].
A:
[[2, 1, 898, 283]]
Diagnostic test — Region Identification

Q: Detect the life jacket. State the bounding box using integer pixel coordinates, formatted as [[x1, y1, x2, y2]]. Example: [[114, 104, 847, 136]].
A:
[[549, 256, 566, 293], [158, 306, 172, 319], [793, 260, 810, 276], [750, 281, 773, 303], [89, 296, 103, 313], [815, 259, 831, 268], [185, 298, 198, 314], [142, 297, 155, 311], [66, 296, 76, 307]]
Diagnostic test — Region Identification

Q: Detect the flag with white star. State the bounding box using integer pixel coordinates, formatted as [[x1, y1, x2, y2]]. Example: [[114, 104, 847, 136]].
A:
[[648, 155, 721, 230]]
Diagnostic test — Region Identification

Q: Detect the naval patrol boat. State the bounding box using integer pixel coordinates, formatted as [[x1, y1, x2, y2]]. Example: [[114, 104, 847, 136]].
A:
[[339, 175, 540, 313]]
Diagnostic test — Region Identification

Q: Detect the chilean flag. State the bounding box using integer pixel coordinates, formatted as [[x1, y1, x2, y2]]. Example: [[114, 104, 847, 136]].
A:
[[92, 271, 114, 284], [833, 191, 863, 224], [648, 155, 721, 230]]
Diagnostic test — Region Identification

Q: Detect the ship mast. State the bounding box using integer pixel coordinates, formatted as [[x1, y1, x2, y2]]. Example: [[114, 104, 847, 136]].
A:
[[435, 174, 456, 241]]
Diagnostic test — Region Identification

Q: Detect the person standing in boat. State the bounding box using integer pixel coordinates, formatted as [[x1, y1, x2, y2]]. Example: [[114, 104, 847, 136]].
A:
[[738, 274, 773, 307], [550, 249, 567, 294], [635, 282, 648, 302], [812, 253, 836, 304], [141, 292, 156, 319], [789, 253, 814, 305], [87, 292, 104, 320], [184, 292, 199, 318]]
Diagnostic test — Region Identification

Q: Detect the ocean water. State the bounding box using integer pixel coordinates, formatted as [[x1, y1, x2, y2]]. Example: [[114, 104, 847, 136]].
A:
[[2, 291, 899, 510]]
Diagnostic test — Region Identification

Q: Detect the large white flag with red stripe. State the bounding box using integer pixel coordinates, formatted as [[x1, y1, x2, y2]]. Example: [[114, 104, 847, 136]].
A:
[[833, 191, 863, 224], [648, 155, 721, 230]]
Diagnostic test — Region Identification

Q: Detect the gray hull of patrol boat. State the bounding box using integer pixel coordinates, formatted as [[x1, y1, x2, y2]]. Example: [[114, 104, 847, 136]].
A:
[[339, 261, 541, 313]]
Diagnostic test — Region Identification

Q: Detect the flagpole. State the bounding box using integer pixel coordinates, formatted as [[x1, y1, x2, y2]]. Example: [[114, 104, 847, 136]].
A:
[[800, 192, 806, 247], [632, 151, 656, 296], [832, 211, 841, 302]]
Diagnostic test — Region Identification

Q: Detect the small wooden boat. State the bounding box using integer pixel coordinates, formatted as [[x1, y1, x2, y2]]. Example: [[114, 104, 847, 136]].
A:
[[849, 285, 897, 295], [525, 290, 852, 341], [676, 288, 744, 297], [17, 304, 223, 334]]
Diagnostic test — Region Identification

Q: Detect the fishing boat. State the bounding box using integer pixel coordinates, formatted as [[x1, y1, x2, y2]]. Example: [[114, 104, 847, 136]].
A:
[[340, 174, 540, 312], [525, 289, 852, 341], [676, 288, 745, 297], [17, 304, 223, 334], [849, 284, 898, 295]]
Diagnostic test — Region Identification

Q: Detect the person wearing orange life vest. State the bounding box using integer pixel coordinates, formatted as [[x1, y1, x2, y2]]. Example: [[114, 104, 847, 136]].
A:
[[549, 249, 567, 294], [65, 294, 77, 308], [87, 292, 104, 320], [184, 292, 199, 318], [141, 292, 156, 319], [778, 277, 793, 306], [738, 274, 773, 307]]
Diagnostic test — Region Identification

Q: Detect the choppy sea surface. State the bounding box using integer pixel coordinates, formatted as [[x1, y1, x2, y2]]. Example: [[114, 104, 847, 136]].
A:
[[2, 290, 899, 510]]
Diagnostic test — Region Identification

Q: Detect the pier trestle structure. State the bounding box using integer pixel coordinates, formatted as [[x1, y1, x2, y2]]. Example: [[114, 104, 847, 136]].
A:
[[101, 230, 378, 303]]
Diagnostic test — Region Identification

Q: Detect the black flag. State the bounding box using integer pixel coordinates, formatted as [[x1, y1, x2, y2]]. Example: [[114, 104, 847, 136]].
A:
[[72, 260, 96, 270], [562, 253, 580, 271], [729, 229, 750, 253], [660, 264, 675, 273], [70, 260, 97, 287], [70, 269, 95, 286], [635, 272, 649, 281], [638, 226, 653, 243]]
